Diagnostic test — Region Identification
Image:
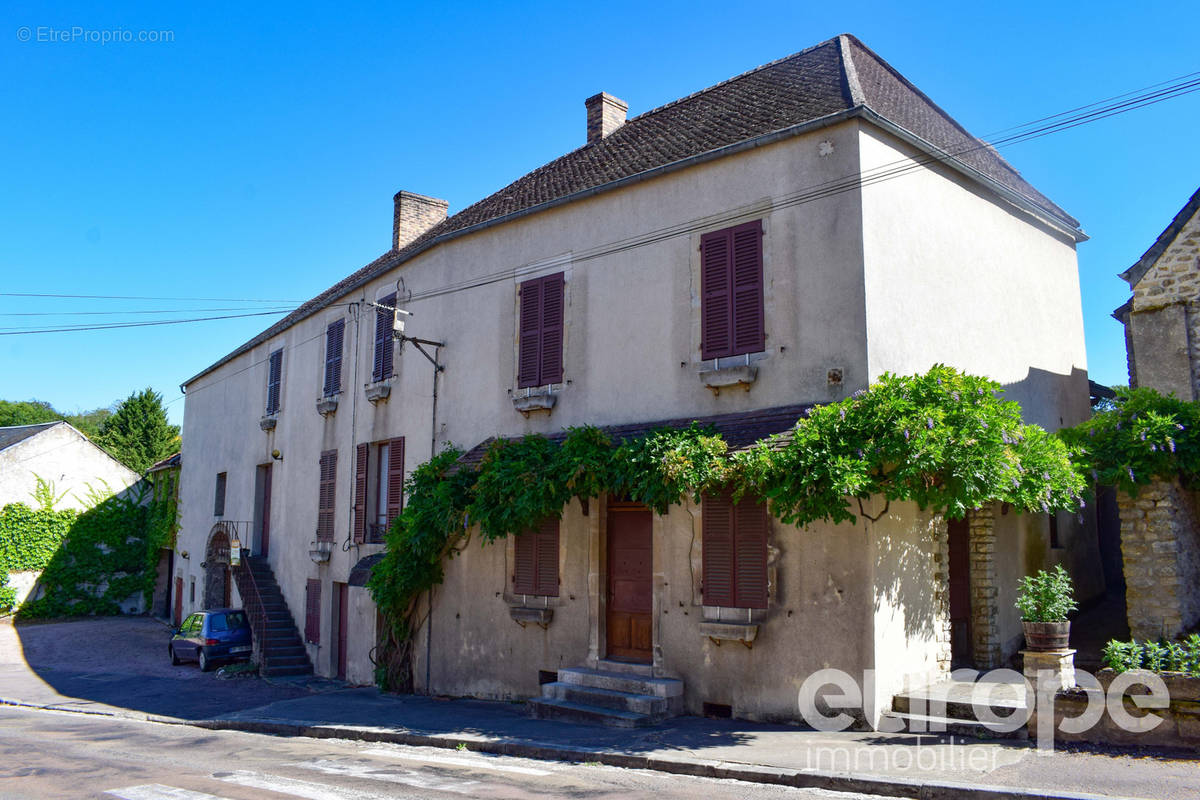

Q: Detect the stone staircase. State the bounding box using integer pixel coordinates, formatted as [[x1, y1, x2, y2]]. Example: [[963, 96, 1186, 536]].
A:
[[528, 663, 684, 727], [881, 677, 1028, 739], [234, 554, 313, 678]]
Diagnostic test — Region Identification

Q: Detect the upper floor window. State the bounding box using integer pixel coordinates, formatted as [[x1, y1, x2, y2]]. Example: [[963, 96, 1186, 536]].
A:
[[700, 220, 764, 360], [316, 449, 338, 542], [701, 489, 768, 609], [373, 293, 396, 383], [354, 438, 404, 545], [517, 273, 565, 389], [265, 348, 283, 414], [213, 472, 227, 517], [513, 518, 559, 596], [323, 319, 345, 397]]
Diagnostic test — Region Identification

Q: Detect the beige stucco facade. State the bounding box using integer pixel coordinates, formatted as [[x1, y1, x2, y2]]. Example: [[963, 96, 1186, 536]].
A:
[[177, 114, 1099, 722]]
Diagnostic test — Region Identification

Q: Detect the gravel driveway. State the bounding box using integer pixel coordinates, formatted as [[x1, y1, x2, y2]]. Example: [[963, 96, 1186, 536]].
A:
[[0, 616, 321, 719]]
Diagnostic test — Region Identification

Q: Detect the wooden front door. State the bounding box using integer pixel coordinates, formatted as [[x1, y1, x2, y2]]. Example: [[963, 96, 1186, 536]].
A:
[[260, 463, 272, 558], [606, 502, 653, 663], [335, 582, 349, 680], [948, 517, 972, 667], [173, 576, 183, 627]]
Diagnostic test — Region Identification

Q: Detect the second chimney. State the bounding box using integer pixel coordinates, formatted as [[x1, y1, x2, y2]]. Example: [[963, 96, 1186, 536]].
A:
[[585, 92, 628, 144], [393, 191, 449, 251]]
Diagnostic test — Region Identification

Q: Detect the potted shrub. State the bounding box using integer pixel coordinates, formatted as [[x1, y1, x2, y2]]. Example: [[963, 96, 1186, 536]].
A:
[[1015, 564, 1077, 651]]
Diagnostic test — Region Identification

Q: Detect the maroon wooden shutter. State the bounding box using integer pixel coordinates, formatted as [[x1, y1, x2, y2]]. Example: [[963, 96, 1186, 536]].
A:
[[517, 278, 542, 388], [701, 492, 735, 606], [304, 578, 321, 644], [731, 220, 765, 355], [733, 496, 769, 609], [700, 231, 733, 359], [513, 530, 536, 594], [317, 449, 337, 541], [266, 349, 283, 413], [386, 437, 405, 526], [534, 518, 560, 596], [353, 443, 368, 544], [324, 319, 344, 396], [539, 273, 564, 385], [373, 293, 396, 382]]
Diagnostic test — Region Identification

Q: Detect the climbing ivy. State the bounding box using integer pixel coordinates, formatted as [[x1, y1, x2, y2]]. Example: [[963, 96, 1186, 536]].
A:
[[1060, 386, 1200, 495], [367, 365, 1084, 690], [1, 482, 177, 617]]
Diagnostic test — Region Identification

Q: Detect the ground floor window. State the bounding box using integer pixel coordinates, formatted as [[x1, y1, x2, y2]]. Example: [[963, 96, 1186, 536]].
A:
[[701, 489, 768, 609], [513, 518, 559, 596]]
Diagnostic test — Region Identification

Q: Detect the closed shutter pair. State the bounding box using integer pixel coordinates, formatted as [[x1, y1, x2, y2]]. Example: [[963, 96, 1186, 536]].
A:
[[266, 349, 283, 414], [517, 273, 564, 389], [316, 450, 337, 541], [352, 438, 405, 544], [701, 220, 765, 360], [512, 518, 559, 596], [323, 319, 345, 396], [373, 293, 396, 383], [702, 490, 769, 609]]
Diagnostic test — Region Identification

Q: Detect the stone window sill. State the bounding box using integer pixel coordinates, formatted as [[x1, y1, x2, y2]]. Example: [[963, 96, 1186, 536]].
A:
[[699, 365, 758, 395], [316, 396, 339, 416], [365, 382, 391, 403], [699, 621, 758, 647], [259, 415, 278, 431], [512, 388, 558, 417], [508, 606, 554, 628]]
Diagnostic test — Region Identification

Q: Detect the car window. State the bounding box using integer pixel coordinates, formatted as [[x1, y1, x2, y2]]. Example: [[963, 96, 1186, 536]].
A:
[[210, 613, 228, 632], [182, 614, 199, 633], [224, 612, 247, 630]]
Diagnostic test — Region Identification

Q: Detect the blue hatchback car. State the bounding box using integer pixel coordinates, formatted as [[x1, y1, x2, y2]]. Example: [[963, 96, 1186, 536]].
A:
[[169, 608, 252, 672]]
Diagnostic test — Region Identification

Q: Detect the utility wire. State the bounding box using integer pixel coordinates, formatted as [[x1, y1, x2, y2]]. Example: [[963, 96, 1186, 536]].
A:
[[0, 306, 297, 317], [0, 292, 305, 303], [0, 309, 295, 336]]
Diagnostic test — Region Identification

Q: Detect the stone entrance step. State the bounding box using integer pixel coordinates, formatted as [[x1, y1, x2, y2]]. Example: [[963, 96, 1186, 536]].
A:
[[527, 666, 684, 727], [882, 678, 1029, 739]]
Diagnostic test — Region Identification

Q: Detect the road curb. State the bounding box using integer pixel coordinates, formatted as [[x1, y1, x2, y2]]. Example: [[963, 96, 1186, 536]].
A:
[[189, 717, 1113, 800]]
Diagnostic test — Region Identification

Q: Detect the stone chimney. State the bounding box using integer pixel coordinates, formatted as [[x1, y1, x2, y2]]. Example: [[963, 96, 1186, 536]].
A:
[[585, 92, 628, 144], [393, 191, 448, 251]]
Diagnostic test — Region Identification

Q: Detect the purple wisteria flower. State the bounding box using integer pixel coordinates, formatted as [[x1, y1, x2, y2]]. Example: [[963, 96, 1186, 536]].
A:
[[839, 408, 846, 420], [1169, 438, 1176, 453], [903, 429, 910, 441], [1127, 467, 1136, 482], [926, 418, 934, 429]]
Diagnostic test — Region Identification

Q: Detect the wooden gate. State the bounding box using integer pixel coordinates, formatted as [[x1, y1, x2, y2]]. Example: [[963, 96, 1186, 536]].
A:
[[606, 501, 652, 663], [948, 517, 972, 666]]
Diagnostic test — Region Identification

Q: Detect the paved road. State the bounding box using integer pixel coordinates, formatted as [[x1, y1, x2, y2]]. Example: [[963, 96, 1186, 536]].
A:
[[0, 706, 896, 800]]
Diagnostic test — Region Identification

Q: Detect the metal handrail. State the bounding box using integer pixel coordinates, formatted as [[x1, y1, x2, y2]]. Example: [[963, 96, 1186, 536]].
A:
[[231, 549, 267, 667]]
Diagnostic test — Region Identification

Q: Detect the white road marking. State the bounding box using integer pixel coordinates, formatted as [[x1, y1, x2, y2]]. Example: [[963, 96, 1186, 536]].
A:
[[218, 767, 478, 798], [361, 745, 554, 776], [106, 786, 233, 800]]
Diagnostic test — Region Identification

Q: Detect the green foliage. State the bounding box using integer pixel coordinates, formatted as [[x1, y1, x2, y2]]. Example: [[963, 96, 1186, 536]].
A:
[[368, 365, 1083, 690], [1061, 387, 1200, 496], [30, 475, 69, 512], [0, 399, 112, 439], [95, 388, 180, 474], [1014, 565, 1077, 622], [1102, 634, 1200, 675], [0, 482, 176, 617], [736, 366, 1084, 525]]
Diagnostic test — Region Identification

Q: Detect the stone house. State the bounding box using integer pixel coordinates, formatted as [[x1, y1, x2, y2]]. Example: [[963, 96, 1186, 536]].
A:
[[1112, 186, 1200, 642], [176, 34, 1103, 724]]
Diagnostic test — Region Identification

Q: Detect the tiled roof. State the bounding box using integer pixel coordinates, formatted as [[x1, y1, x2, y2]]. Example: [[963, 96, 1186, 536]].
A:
[[187, 34, 1079, 385], [455, 403, 812, 472], [147, 452, 182, 473], [0, 422, 60, 453], [1120, 185, 1200, 289]]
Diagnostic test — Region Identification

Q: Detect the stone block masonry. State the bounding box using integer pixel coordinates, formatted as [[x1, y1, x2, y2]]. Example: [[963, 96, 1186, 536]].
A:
[[931, 515, 952, 673], [969, 505, 1002, 669], [1116, 478, 1200, 641]]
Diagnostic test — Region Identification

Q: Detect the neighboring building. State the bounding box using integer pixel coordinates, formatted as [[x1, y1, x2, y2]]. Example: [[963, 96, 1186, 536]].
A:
[[177, 35, 1102, 724], [1114, 185, 1200, 398], [147, 452, 182, 624], [0, 421, 140, 511]]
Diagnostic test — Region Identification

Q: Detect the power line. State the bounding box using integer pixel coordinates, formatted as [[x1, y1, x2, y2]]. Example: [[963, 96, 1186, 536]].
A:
[[0, 306, 297, 317], [0, 292, 305, 303], [0, 309, 295, 336]]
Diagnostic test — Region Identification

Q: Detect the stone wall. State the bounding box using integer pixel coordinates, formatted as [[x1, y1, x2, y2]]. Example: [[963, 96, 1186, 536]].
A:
[[969, 505, 1002, 668], [931, 515, 952, 674], [1117, 479, 1200, 641]]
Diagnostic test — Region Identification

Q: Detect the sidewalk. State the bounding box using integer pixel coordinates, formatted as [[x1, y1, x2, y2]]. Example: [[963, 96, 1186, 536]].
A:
[[2, 618, 1197, 800]]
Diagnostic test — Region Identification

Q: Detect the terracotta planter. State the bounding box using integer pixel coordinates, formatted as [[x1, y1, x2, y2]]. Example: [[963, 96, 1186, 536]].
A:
[[1023, 620, 1070, 651]]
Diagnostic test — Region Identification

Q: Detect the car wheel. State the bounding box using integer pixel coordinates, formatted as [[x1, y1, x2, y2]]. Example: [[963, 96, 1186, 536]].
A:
[[198, 648, 213, 672], [170, 645, 181, 666]]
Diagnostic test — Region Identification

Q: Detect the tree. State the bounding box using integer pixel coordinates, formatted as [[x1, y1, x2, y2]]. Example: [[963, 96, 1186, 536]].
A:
[[0, 400, 61, 427], [95, 388, 180, 474]]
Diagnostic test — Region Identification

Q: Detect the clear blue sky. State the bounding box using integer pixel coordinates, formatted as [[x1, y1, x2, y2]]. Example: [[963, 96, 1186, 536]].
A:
[[2, 1, 1197, 426]]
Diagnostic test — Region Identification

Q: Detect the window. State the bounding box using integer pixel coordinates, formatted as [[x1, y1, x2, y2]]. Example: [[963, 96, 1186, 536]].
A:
[[213, 472, 227, 516], [304, 578, 321, 644], [317, 450, 338, 542], [700, 220, 764, 360], [702, 489, 768, 609], [354, 438, 404, 544], [517, 273, 565, 388], [266, 348, 283, 414], [512, 518, 559, 596], [373, 293, 396, 383], [323, 318, 345, 396]]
